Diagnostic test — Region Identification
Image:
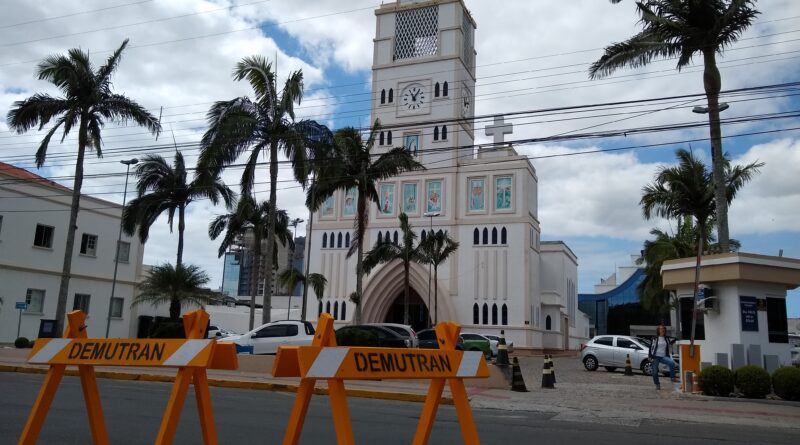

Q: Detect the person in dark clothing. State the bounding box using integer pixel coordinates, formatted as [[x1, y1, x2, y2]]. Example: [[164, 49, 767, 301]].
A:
[[648, 324, 678, 390]]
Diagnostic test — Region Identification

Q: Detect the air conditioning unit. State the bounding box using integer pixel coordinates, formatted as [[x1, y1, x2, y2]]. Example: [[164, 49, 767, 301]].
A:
[[703, 296, 719, 313]]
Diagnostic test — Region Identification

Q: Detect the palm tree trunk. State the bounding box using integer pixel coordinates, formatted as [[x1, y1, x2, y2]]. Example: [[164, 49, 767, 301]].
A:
[[354, 191, 367, 324], [169, 298, 181, 321], [403, 262, 410, 326], [262, 141, 278, 324], [54, 116, 88, 335], [300, 208, 313, 321], [177, 204, 185, 267], [433, 264, 439, 326], [703, 49, 729, 253], [689, 222, 705, 358], [249, 236, 262, 331]]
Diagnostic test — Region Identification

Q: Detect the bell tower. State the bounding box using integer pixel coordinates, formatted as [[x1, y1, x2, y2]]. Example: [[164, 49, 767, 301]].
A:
[[372, 0, 476, 167]]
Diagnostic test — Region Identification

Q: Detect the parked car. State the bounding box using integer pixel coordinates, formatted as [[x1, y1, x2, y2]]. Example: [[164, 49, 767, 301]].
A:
[[417, 328, 464, 350], [482, 334, 514, 355], [207, 325, 238, 339], [336, 325, 412, 348], [461, 333, 496, 358], [226, 320, 315, 354], [581, 335, 679, 376], [459, 334, 492, 359], [791, 346, 800, 367], [367, 323, 419, 348]]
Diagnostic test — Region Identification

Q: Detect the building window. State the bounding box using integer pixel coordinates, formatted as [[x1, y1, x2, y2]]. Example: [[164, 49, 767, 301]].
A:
[[434, 82, 440, 97], [377, 232, 383, 245], [501, 227, 507, 244], [110, 297, 124, 318], [380, 89, 386, 104], [380, 131, 385, 145], [25, 289, 45, 313], [330, 232, 335, 247], [491, 228, 498, 244], [326, 301, 331, 314], [472, 303, 479, 324], [767, 297, 789, 343], [387, 131, 393, 145], [491, 304, 498, 325], [323, 233, 327, 248], [73, 293, 91, 314], [443, 81, 448, 96], [337, 232, 343, 248], [473, 228, 479, 245], [33, 224, 54, 248], [388, 88, 394, 103], [441, 125, 447, 140], [393, 231, 398, 245], [116, 241, 131, 263], [334, 301, 339, 319], [482, 228, 488, 245], [345, 233, 350, 248], [318, 301, 323, 316], [545, 315, 552, 331], [341, 302, 347, 320], [0, 215, 3, 236], [421, 230, 427, 242], [80, 234, 98, 256], [433, 126, 439, 141], [385, 231, 391, 244], [482, 303, 489, 325], [501, 304, 508, 325]]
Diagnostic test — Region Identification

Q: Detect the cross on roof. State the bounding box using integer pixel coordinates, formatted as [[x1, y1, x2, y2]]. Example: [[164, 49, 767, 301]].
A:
[[485, 115, 513, 144]]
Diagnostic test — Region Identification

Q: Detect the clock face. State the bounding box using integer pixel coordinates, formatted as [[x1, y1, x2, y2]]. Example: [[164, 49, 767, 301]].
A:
[[402, 85, 426, 110]]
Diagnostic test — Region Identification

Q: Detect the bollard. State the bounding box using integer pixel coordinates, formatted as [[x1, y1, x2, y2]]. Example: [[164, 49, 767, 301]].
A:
[[548, 355, 557, 384], [624, 354, 634, 376], [510, 357, 528, 392], [541, 356, 554, 389], [495, 330, 510, 366], [684, 371, 694, 393]]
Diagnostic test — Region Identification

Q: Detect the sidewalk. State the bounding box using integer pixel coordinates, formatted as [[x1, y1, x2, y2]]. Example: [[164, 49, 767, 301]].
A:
[[2, 348, 799, 431]]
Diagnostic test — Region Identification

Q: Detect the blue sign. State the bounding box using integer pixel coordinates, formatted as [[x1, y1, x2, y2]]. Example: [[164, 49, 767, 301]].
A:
[[15, 302, 27, 310], [740, 296, 758, 332]]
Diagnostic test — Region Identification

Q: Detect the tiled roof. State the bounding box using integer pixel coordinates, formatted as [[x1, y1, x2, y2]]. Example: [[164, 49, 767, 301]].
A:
[[0, 161, 72, 193]]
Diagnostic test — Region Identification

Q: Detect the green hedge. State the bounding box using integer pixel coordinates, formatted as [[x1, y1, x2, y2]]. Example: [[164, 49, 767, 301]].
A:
[[735, 365, 771, 398], [772, 367, 800, 401], [14, 337, 29, 348], [698, 365, 734, 397]]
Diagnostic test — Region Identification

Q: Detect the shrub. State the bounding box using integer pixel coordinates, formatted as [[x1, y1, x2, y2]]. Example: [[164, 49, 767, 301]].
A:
[[772, 367, 800, 401], [735, 365, 771, 398], [27, 339, 35, 349], [149, 321, 185, 339], [14, 337, 29, 348], [336, 329, 379, 347], [698, 365, 734, 397]]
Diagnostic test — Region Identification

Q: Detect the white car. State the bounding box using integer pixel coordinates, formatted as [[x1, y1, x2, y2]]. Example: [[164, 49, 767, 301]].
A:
[[483, 334, 514, 356], [207, 325, 238, 339], [367, 323, 419, 348], [226, 320, 316, 355], [791, 346, 800, 367]]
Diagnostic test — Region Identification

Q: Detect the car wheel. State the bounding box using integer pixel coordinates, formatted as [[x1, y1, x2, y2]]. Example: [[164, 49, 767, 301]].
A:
[[604, 366, 617, 372], [583, 355, 598, 371], [641, 359, 653, 376]]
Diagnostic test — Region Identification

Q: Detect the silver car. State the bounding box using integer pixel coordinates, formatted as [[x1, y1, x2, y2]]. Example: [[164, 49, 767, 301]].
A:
[[581, 335, 679, 376], [367, 323, 419, 348]]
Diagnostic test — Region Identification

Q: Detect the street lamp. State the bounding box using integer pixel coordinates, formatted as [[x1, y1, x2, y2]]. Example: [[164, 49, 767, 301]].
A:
[[106, 158, 138, 338], [692, 103, 729, 114], [423, 211, 440, 327], [287, 217, 304, 320]]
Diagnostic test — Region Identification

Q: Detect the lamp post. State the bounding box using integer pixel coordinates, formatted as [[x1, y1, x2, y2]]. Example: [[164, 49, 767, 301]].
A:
[[287, 217, 304, 320], [423, 211, 439, 327], [106, 158, 138, 338]]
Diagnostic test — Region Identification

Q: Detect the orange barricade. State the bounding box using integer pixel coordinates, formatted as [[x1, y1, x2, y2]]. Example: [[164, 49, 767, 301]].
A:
[[273, 314, 489, 445], [18, 309, 237, 445]]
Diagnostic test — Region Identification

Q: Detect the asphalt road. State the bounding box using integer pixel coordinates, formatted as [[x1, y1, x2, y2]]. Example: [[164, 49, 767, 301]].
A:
[[1, 373, 798, 445]]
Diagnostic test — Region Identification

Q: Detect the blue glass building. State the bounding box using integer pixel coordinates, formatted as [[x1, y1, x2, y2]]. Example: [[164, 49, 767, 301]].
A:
[[578, 267, 663, 336], [222, 251, 241, 298]]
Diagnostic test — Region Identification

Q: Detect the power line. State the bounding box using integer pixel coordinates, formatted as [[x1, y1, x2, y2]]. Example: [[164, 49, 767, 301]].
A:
[[0, 0, 154, 29]]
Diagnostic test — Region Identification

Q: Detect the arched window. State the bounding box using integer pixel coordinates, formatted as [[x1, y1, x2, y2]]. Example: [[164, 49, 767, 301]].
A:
[[437, 229, 443, 237], [473, 304, 479, 324], [385, 231, 391, 244], [441, 125, 447, 139], [473, 228, 479, 245], [341, 302, 347, 320], [337, 232, 343, 248], [379, 131, 385, 145], [333, 301, 339, 319], [318, 301, 323, 316], [502, 304, 508, 325], [388, 88, 394, 103], [330, 232, 335, 247], [421, 230, 427, 242], [491, 227, 498, 244], [377, 232, 383, 244], [387, 131, 393, 145], [501, 227, 507, 244], [326, 301, 331, 314], [433, 126, 439, 141], [482, 303, 489, 325], [443, 81, 449, 96], [380, 89, 386, 104], [345, 233, 350, 248], [482, 228, 489, 245], [491, 304, 498, 325], [393, 231, 399, 244], [322, 233, 327, 248], [545, 315, 552, 331], [434, 82, 440, 97]]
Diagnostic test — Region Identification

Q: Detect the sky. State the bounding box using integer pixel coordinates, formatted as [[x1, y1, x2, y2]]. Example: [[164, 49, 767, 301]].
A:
[[0, 0, 798, 315]]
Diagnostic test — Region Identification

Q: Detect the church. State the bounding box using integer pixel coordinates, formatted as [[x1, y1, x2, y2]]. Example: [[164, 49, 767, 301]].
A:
[[303, 0, 589, 351]]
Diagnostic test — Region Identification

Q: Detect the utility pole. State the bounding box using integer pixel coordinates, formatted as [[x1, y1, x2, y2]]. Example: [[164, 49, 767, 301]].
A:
[[106, 158, 138, 338]]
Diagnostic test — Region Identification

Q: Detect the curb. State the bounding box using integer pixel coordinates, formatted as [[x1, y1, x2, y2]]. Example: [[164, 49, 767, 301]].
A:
[[0, 364, 454, 405], [676, 391, 800, 408]]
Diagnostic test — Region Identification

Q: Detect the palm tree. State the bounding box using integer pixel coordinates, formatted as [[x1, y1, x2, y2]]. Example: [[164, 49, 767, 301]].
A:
[[640, 148, 762, 350], [363, 213, 426, 325], [133, 263, 212, 321], [419, 230, 459, 325], [590, 0, 760, 253], [199, 56, 330, 325], [277, 268, 328, 318], [7, 39, 161, 333], [208, 195, 293, 330], [308, 123, 424, 324], [122, 151, 234, 266]]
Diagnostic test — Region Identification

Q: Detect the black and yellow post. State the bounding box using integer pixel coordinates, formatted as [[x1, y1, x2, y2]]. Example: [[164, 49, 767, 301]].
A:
[[510, 357, 528, 392], [624, 354, 634, 376], [541, 356, 554, 389], [495, 330, 510, 366]]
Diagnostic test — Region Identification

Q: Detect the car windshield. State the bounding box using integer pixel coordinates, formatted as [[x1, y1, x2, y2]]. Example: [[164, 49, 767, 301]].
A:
[[634, 337, 651, 347]]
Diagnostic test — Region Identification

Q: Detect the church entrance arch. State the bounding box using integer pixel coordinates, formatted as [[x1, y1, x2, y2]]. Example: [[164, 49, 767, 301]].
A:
[[384, 289, 429, 332]]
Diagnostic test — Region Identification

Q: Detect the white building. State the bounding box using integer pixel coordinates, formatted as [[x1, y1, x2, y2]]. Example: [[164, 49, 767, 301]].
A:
[[0, 162, 144, 341], [302, 0, 588, 351]]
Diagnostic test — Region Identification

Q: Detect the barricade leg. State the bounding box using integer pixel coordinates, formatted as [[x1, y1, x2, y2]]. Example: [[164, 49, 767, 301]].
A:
[[327, 380, 354, 445], [411, 378, 446, 445], [154, 367, 193, 445], [449, 379, 480, 445], [282, 379, 316, 445], [192, 369, 218, 445], [78, 365, 109, 445], [18, 364, 66, 445]]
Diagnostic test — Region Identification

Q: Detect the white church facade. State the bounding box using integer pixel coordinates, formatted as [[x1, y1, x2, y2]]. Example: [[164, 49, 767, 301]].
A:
[[303, 0, 589, 351]]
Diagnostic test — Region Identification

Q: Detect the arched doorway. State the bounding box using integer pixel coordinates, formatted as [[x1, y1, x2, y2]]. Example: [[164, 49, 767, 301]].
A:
[[384, 288, 429, 332]]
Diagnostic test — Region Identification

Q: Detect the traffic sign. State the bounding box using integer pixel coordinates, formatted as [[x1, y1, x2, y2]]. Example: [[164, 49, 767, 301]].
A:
[[15, 301, 27, 310]]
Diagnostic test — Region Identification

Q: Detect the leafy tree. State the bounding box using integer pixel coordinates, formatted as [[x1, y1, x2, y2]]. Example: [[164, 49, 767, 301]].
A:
[[123, 151, 234, 266], [308, 123, 424, 323], [640, 148, 762, 347], [419, 230, 459, 325], [208, 195, 293, 330], [7, 39, 161, 333], [591, 0, 760, 252], [133, 263, 212, 321], [363, 213, 426, 325], [200, 56, 329, 324]]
